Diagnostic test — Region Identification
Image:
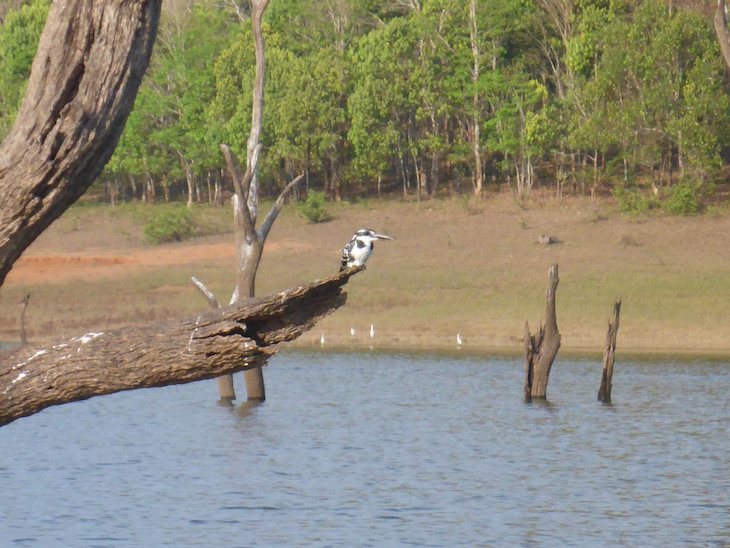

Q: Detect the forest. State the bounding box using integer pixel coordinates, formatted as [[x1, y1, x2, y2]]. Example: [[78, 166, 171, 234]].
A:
[[1, 0, 728, 212]]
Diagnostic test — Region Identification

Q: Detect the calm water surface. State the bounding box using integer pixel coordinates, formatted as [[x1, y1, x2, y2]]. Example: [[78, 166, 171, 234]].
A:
[[0, 351, 728, 546]]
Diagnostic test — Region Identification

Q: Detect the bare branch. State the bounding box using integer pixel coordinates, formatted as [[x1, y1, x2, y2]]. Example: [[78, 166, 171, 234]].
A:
[[191, 276, 221, 309], [258, 175, 304, 241], [221, 145, 255, 236], [220, 144, 244, 199]]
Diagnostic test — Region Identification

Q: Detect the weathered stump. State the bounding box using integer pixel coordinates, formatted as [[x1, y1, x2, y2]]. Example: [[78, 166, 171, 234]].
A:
[[0, 267, 361, 427], [524, 264, 561, 401], [598, 299, 621, 403]]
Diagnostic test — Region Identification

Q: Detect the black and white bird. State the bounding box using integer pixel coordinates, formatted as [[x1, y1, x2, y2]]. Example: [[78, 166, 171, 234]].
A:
[[340, 228, 393, 271]]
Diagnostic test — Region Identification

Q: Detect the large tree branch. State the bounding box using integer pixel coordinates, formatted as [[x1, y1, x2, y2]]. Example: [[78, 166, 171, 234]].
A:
[[0, 267, 363, 427], [258, 175, 304, 241], [221, 144, 255, 238], [0, 0, 161, 287]]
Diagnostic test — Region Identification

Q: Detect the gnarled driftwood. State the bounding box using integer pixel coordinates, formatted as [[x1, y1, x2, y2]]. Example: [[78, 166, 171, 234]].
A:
[[0, 267, 362, 427]]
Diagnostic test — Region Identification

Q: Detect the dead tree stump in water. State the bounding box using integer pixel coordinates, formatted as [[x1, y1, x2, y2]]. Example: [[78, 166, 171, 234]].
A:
[[524, 264, 561, 401], [598, 299, 621, 403]]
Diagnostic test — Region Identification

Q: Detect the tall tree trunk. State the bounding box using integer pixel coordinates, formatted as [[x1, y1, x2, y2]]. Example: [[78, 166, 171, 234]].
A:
[[178, 152, 195, 209], [430, 151, 439, 198], [206, 171, 213, 204], [469, 0, 483, 199], [219, 0, 272, 401], [0, 0, 161, 288]]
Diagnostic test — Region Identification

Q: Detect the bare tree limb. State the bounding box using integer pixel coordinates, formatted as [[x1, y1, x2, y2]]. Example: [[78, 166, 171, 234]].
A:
[[191, 276, 221, 309], [259, 175, 304, 241]]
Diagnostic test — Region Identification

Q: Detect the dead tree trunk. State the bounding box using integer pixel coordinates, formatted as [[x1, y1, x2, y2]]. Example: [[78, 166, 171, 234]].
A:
[[598, 299, 621, 403], [524, 264, 561, 401], [215, 0, 274, 402], [0, 0, 161, 288], [220, 148, 302, 401], [0, 267, 362, 428], [714, 0, 730, 73]]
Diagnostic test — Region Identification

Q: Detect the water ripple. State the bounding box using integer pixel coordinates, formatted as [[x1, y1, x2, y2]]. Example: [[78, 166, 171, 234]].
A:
[[0, 353, 728, 546]]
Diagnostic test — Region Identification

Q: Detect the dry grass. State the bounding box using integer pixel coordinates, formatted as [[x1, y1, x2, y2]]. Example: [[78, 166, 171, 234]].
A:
[[2, 192, 730, 355]]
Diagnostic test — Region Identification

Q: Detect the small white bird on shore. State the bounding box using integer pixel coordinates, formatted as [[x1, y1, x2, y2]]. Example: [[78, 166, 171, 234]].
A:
[[350, 327, 356, 336], [320, 333, 325, 346], [457, 333, 463, 346], [370, 324, 375, 338]]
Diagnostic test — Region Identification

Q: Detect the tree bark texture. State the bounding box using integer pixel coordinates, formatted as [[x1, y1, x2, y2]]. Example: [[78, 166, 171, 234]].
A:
[[0, 267, 362, 427], [524, 264, 561, 401], [598, 299, 621, 403], [0, 0, 161, 287], [714, 0, 730, 73]]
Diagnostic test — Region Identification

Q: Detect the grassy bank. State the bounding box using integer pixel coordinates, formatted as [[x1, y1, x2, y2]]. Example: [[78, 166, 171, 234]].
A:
[[1, 193, 729, 356]]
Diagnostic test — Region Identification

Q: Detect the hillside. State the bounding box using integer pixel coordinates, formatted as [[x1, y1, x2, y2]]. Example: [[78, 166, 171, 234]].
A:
[[1, 193, 729, 356]]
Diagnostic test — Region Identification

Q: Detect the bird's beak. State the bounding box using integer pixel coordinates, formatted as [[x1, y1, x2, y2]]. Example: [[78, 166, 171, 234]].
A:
[[373, 233, 393, 241]]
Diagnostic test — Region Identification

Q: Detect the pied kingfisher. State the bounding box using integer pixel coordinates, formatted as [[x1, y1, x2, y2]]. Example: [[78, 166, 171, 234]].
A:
[[340, 228, 393, 271]]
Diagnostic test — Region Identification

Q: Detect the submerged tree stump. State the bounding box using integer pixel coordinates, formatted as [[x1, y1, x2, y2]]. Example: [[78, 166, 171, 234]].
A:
[[598, 299, 621, 403], [0, 267, 362, 427], [524, 264, 561, 401]]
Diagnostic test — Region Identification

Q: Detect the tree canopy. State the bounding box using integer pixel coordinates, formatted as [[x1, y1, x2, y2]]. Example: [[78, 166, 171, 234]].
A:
[[2, 0, 728, 205]]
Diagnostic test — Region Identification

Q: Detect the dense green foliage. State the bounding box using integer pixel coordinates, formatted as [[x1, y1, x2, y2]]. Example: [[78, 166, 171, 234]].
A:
[[0, 0, 49, 136], [2, 0, 729, 211], [144, 206, 197, 243], [298, 190, 332, 223]]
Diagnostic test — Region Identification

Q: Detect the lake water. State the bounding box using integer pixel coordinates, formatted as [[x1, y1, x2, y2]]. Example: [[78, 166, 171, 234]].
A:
[[0, 350, 728, 547]]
